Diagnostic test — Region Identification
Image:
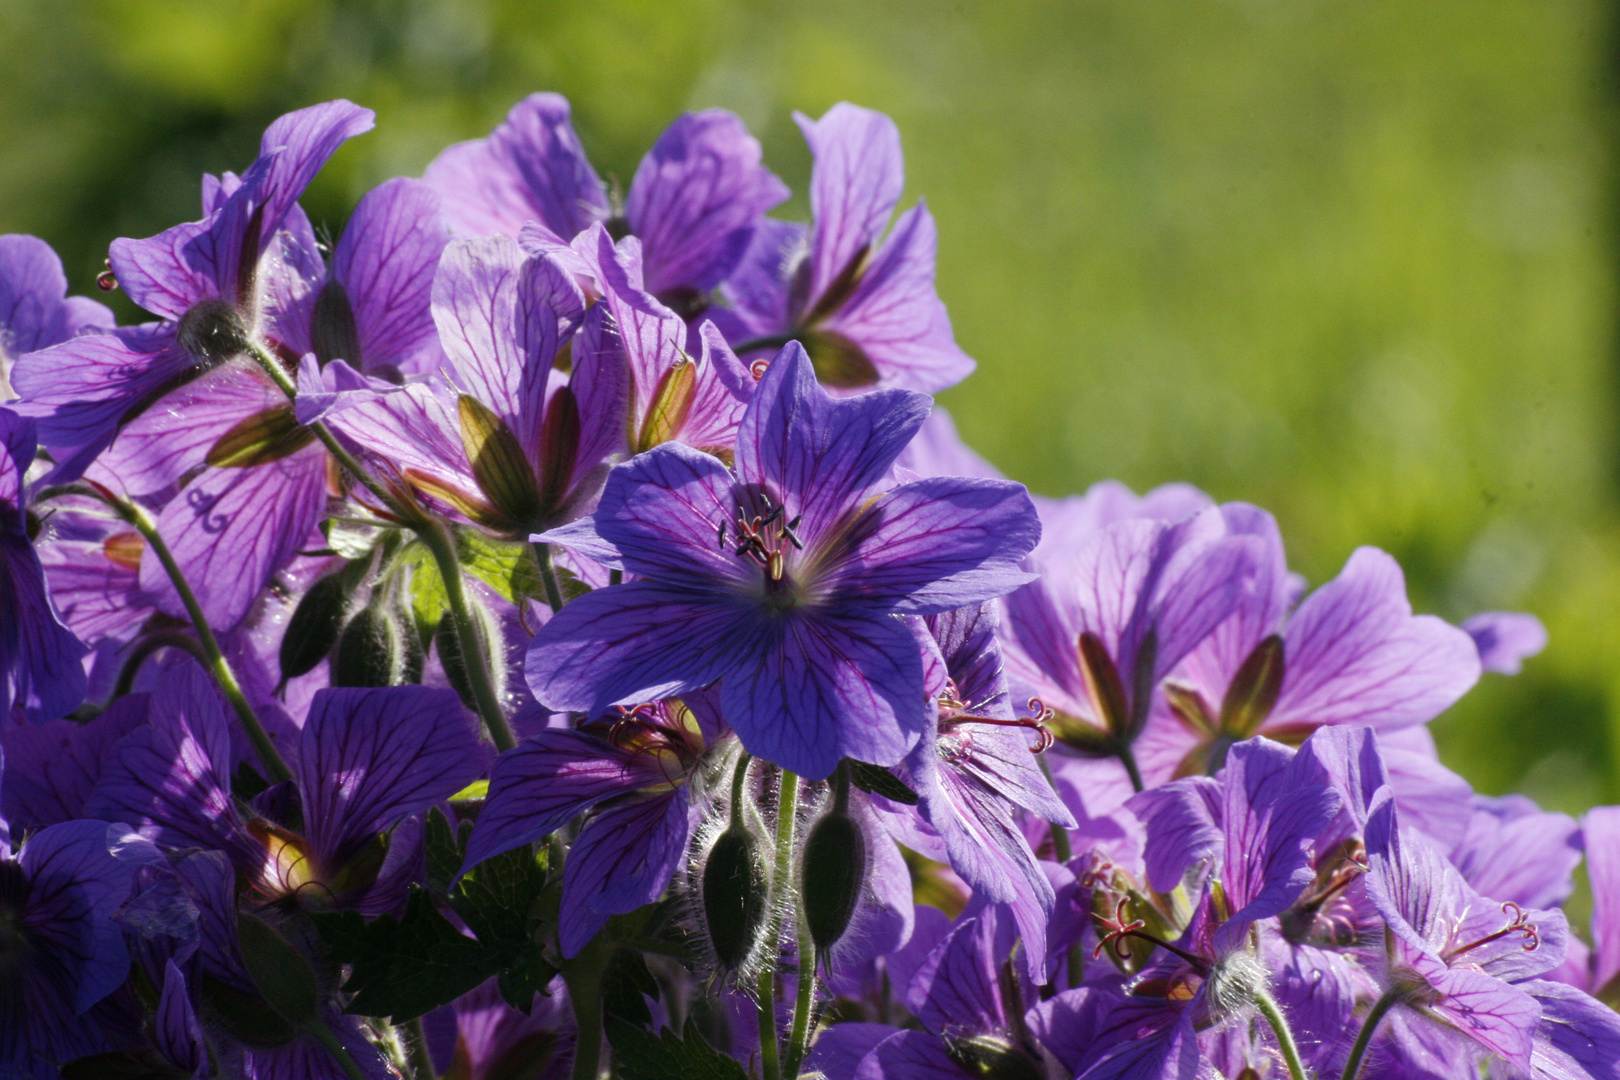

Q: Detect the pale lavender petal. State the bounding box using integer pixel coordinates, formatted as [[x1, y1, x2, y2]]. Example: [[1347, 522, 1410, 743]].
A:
[[525, 581, 761, 714], [894, 406, 1004, 481], [720, 218, 805, 337], [832, 474, 1039, 615], [853, 1030, 973, 1080], [565, 299, 632, 491], [1127, 775, 1223, 894], [557, 790, 694, 957], [627, 110, 789, 297], [1380, 727, 1475, 852], [333, 177, 450, 373], [297, 686, 482, 859], [1426, 964, 1539, 1068], [319, 377, 481, 502], [735, 342, 930, 541], [1462, 611, 1548, 676], [1521, 979, 1620, 1080], [721, 606, 930, 779], [431, 234, 562, 448], [1365, 791, 1466, 958], [427, 93, 608, 240], [795, 104, 903, 308], [1586, 805, 1620, 991], [1269, 547, 1480, 733], [906, 912, 1004, 1034], [823, 202, 974, 393], [139, 445, 328, 631], [0, 233, 113, 360], [107, 217, 217, 320], [1173, 503, 1290, 706], [1450, 794, 1580, 910], [679, 320, 753, 451]]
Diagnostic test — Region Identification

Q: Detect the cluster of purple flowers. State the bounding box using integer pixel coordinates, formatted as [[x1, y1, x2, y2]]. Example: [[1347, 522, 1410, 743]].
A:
[[0, 93, 1611, 1080]]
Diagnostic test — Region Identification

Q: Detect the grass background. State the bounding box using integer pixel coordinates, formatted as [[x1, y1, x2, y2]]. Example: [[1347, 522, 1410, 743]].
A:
[[3, 0, 1614, 810]]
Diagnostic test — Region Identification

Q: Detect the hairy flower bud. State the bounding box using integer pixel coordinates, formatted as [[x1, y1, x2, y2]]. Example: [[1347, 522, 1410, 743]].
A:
[[176, 297, 253, 363], [279, 572, 351, 685], [702, 824, 768, 970], [332, 603, 405, 687], [800, 807, 867, 955]]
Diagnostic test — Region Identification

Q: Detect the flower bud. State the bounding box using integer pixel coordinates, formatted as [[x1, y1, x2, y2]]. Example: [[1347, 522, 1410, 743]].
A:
[[234, 911, 318, 1029], [701, 824, 768, 970], [800, 808, 867, 955], [434, 598, 504, 710], [332, 603, 405, 687], [310, 276, 362, 368], [279, 572, 351, 685], [944, 1036, 1046, 1080]]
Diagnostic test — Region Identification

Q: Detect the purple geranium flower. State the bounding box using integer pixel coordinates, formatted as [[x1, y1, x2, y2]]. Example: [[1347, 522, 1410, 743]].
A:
[[530, 343, 1040, 780], [0, 408, 89, 722], [0, 747, 158, 1076], [722, 103, 974, 394], [903, 602, 1075, 980], [1000, 499, 1261, 794], [1461, 611, 1548, 675], [464, 698, 719, 957], [88, 681, 482, 914], [426, 94, 787, 314], [322, 232, 624, 540], [1140, 507, 1480, 781], [0, 233, 114, 395]]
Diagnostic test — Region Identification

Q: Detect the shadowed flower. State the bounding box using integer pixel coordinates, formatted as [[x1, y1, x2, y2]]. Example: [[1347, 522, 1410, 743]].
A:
[[0, 233, 114, 396]]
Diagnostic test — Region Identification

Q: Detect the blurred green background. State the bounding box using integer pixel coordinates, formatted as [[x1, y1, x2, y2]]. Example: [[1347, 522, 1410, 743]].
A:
[[1, 0, 1613, 809]]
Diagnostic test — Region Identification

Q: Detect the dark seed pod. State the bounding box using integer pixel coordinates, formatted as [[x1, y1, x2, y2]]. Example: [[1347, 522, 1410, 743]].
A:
[[945, 1036, 1046, 1080], [800, 811, 867, 954], [279, 573, 350, 685], [702, 826, 768, 969], [433, 598, 504, 709], [332, 604, 404, 687], [176, 297, 253, 362]]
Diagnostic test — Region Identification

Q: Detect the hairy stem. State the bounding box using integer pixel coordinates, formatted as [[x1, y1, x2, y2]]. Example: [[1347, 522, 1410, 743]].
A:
[[1341, 989, 1400, 1080], [785, 918, 816, 1080], [422, 517, 515, 752], [307, 1019, 369, 1080], [531, 540, 566, 614], [112, 496, 291, 783], [758, 769, 802, 1080], [401, 1018, 434, 1080], [1252, 987, 1310, 1080], [246, 340, 515, 752]]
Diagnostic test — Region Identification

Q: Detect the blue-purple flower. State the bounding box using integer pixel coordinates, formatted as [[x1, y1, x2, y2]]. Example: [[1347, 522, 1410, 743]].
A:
[[531, 343, 1040, 779]]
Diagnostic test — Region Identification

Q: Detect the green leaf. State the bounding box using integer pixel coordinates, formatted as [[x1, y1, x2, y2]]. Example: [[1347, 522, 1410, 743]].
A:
[[456, 529, 545, 605], [849, 760, 920, 805], [235, 912, 317, 1026], [399, 543, 448, 645], [450, 843, 547, 950], [605, 1019, 748, 1080], [313, 886, 500, 1021], [423, 808, 465, 896], [602, 947, 659, 1026]]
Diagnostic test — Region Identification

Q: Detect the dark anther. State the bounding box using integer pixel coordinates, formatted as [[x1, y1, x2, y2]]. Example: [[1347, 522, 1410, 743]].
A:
[[716, 519, 728, 551]]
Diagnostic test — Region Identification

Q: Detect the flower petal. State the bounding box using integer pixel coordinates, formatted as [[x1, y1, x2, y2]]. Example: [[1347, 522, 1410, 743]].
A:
[[1461, 611, 1548, 676], [557, 789, 695, 957], [795, 104, 904, 310], [333, 177, 450, 374]]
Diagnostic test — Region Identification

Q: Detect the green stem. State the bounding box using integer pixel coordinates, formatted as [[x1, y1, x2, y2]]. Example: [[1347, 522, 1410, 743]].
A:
[[531, 540, 566, 614], [307, 1019, 369, 1080], [564, 934, 612, 1080], [1252, 988, 1309, 1080], [245, 341, 515, 754], [758, 769, 802, 1080], [401, 1018, 435, 1080], [785, 927, 816, 1079], [422, 518, 515, 752], [1341, 990, 1400, 1080], [113, 496, 291, 783], [1117, 742, 1146, 793]]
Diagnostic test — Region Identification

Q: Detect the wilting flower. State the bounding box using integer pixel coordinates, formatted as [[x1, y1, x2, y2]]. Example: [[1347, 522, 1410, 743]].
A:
[[427, 93, 788, 315], [464, 697, 720, 956], [0, 409, 89, 721], [88, 679, 481, 914], [722, 103, 973, 395], [531, 343, 1040, 779]]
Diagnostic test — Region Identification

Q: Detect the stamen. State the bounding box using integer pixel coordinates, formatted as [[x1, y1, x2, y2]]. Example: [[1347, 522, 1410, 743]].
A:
[[1445, 900, 1540, 959], [716, 519, 727, 550], [1091, 897, 1207, 970], [750, 358, 770, 380], [96, 265, 118, 292]]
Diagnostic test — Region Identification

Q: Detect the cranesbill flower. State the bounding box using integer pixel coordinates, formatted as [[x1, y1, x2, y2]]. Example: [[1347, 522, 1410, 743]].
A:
[[321, 233, 624, 540], [10, 101, 373, 482], [0, 747, 158, 1076], [88, 681, 482, 914], [530, 343, 1040, 780], [722, 103, 973, 394], [1461, 611, 1548, 675], [999, 500, 1261, 794], [426, 94, 787, 315], [905, 602, 1075, 980], [0, 409, 89, 721], [1140, 506, 1480, 781], [0, 233, 113, 396], [463, 698, 719, 957]]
